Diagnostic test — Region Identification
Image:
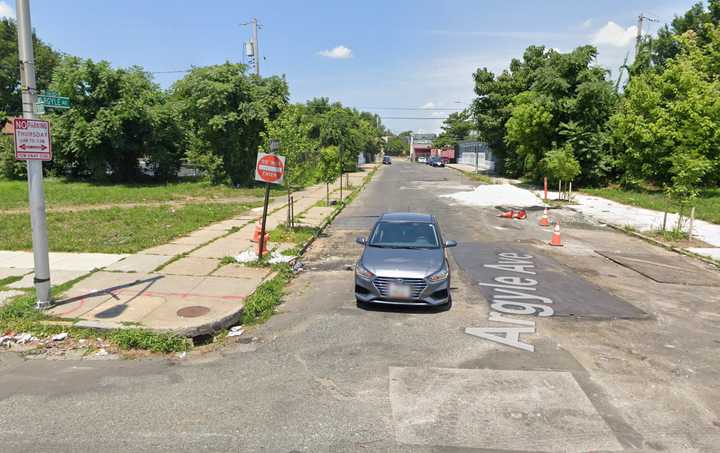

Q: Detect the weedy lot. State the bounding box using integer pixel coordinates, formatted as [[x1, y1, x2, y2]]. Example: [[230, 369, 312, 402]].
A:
[[0, 179, 275, 253], [0, 179, 275, 210], [0, 203, 258, 253], [583, 187, 720, 224]]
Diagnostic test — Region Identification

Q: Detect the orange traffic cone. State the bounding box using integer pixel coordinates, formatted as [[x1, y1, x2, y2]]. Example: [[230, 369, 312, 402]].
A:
[[257, 233, 270, 256], [549, 221, 563, 246], [251, 221, 262, 242], [538, 207, 550, 227], [497, 209, 514, 219], [514, 210, 527, 220]]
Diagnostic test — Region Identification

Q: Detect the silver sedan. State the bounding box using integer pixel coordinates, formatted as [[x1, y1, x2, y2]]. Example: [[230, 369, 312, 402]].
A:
[[354, 212, 456, 309]]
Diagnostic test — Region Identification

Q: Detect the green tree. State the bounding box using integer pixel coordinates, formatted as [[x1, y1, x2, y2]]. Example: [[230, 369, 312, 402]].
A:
[[432, 111, 473, 148], [471, 46, 552, 175], [505, 92, 554, 176], [0, 134, 25, 179], [49, 57, 172, 181], [171, 63, 288, 185], [652, 1, 720, 69], [541, 143, 581, 183], [318, 145, 340, 203], [385, 136, 407, 156], [474, 45, 617, 183], [611, 26, 720, 187], [0, 18, 60, 116], [262, 103, 319, 186]]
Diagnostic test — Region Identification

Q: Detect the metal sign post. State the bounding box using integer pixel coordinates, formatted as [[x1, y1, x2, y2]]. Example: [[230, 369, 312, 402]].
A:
[[339, 143, 344, 202], [16, 0, 51, 308], [255, 140, 284, 261]]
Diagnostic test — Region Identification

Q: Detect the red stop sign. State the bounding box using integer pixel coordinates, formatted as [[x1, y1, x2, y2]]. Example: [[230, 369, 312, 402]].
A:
[[256, 153, 285, 183]]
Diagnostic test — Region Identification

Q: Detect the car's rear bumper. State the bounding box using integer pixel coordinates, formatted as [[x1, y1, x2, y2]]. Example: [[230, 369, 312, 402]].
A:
[[354, 275, 450, 306]]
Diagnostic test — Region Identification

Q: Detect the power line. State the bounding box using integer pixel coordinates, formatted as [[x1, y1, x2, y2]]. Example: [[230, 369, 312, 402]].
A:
[[379, 116, 449, 120], [359, 107, 465, 111], [147, 69, 192, 74]]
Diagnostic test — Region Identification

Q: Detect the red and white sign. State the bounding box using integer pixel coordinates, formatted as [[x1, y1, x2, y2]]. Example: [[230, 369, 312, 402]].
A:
[[255, 152, 285, 184], [14, 118, 52, 161]]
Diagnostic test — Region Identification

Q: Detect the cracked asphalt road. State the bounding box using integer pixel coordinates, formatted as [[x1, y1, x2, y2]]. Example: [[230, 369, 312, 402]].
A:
[[1, 160, 719, 452]]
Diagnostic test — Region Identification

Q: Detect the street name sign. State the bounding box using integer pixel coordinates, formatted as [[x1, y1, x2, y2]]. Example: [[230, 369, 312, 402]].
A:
[[255, 152, 285, 184], [14, 118, 52, 161], [37, 91, 70, 109]]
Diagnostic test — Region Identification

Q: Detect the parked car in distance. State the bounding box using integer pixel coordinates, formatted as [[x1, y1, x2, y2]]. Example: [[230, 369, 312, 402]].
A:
[[417, 156, 427, 163], [428, 156, 445, 167], [383, 156, 392, 165], [354, 212, 456, 309]]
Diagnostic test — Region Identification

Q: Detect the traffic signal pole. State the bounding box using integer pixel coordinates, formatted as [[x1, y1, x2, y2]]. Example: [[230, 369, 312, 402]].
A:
[[17, 0, 51, 308]]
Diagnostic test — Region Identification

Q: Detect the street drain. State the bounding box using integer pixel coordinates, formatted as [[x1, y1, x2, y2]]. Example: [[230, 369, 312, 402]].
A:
[[177, 306, 210, 318]]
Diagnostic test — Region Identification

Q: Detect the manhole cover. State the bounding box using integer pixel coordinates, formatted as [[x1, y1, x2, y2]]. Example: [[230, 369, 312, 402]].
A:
[[177, 306, 210, 318]]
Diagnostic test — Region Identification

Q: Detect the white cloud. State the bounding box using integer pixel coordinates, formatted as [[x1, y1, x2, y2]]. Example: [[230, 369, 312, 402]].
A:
[[421, 102, 435, 108], [317, 45, 353, 59], [581, 19, 593, 29], [591, 21, 637, 47], [0, 1, 14, 18]]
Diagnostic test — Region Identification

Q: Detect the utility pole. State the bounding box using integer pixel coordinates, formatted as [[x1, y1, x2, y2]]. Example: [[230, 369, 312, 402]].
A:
[[409, 134, 414, 161], [241, 18, 261, 76], [17, 0, 51, 308], [635, 13, 658, 59], [251, 18, 260, 76]]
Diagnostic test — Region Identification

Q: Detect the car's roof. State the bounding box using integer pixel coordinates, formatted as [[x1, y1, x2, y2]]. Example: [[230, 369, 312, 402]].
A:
[[379, 212, 434, 223]]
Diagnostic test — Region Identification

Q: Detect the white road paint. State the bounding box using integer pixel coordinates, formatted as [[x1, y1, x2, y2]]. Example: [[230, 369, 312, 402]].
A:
[[465, 252, 554, 352]]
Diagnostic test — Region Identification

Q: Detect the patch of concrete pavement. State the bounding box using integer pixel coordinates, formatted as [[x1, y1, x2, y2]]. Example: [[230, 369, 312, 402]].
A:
[[7, 169, 373, 335]]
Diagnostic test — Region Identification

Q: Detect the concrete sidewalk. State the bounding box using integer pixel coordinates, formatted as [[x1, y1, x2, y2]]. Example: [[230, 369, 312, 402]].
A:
[[33, 165, 379, 336], [0, 252, 128, 305]]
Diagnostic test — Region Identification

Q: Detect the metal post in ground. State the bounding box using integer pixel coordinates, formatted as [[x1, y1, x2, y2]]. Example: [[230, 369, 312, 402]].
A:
[[339, 144, 343, 202], [287, 182, 291, 227], [258, 183, 271, 261], [689, 206, 696, 239], [17, 0, 51, 308]]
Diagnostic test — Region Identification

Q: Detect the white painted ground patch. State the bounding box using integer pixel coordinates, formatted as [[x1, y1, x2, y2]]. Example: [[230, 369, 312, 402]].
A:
[[389, 367, 623, 452], [442, 184, 545, 207]]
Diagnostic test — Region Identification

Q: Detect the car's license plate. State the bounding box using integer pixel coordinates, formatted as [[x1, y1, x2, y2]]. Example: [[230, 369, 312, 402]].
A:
[[388, 283, 411, 299]]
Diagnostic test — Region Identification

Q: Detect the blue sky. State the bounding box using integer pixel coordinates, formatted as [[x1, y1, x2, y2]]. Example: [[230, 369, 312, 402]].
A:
[[1, 0, 698, 133]]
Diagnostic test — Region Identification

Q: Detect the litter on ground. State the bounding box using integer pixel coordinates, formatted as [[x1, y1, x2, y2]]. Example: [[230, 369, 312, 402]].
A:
[[443, 184, 545, 208], [235, 249, 295, 264], [235, 250, 258, 263], [51, 332, 68, 341], [269, 251, 294, 264], [228, 326, 244, 337]]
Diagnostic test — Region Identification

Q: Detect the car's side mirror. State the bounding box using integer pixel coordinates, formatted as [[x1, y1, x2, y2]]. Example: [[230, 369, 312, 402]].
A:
[[444, 240, 457, 248], [356, 237, 367, 245]]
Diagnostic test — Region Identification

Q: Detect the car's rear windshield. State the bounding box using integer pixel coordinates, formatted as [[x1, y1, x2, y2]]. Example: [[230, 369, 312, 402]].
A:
[[368, 221, 440, 249]]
